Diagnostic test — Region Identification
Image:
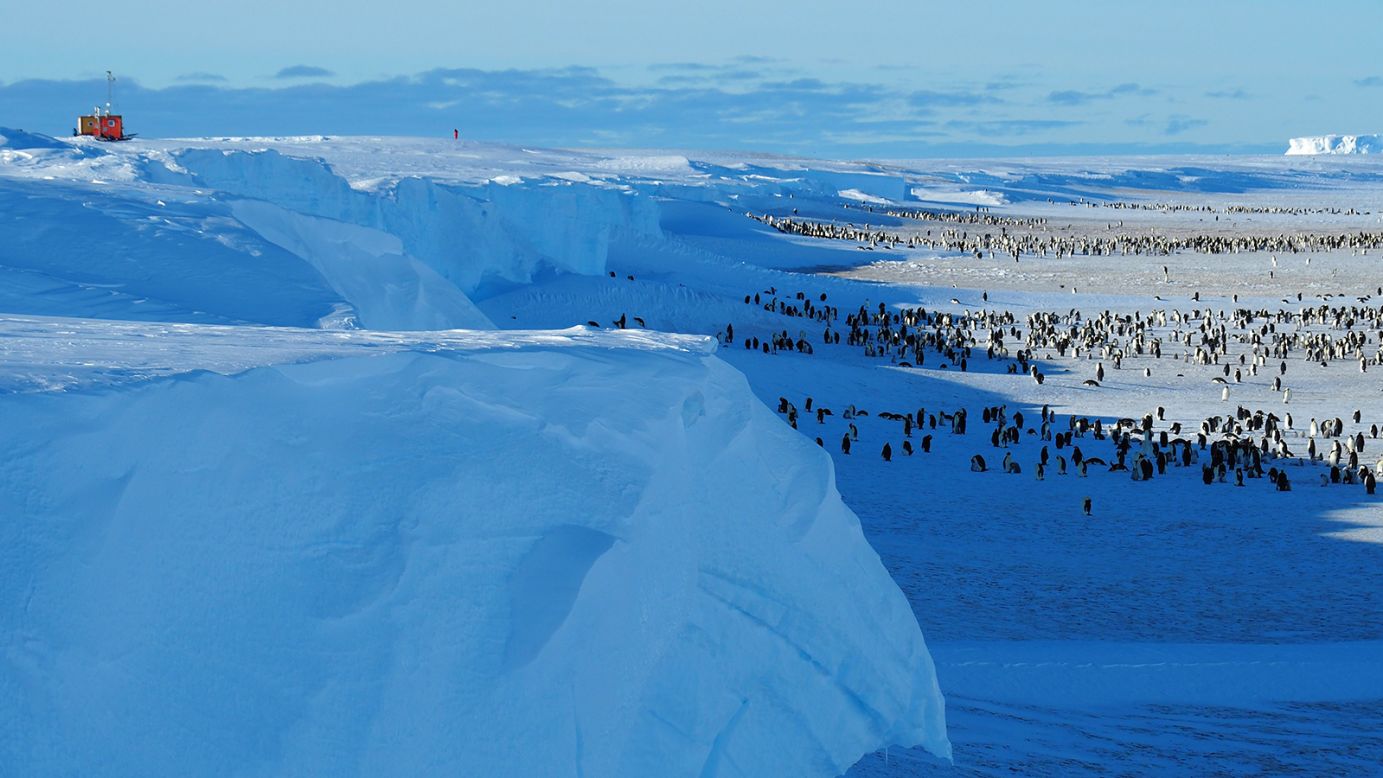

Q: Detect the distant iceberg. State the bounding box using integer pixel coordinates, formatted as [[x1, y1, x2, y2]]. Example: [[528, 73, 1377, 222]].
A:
[[1285, 134, 1383, 155]]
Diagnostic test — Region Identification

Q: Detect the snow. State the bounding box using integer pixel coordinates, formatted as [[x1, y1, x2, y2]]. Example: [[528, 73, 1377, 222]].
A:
[[0, 317, 946, 775], [228, 200, 492, 330], [908, 187, 1007, 207], [6, 127, 1383, 774], [839, 188, 894, 205], [1287, 133, 1383, 155], [0, 127, 71, 150]]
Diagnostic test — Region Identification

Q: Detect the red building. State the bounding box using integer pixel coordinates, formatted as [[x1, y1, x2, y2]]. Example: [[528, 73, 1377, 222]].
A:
[[77, 113, 126, 141], [76, 71, 132, 141]]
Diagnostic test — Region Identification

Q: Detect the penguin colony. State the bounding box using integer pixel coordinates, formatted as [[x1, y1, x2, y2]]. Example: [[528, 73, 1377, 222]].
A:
[[847, 200, 1371, 220], [749, 212, 1383, 262], [733, 270, 1383, 506], [592, 195, 1383, 510], [764, 285, 1383, 495]]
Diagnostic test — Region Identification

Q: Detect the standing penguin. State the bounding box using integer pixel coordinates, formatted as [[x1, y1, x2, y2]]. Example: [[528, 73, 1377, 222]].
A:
[[1082, 496, 1092, 516], [881, 443, 893, 462], [841, 434, 852, 455]]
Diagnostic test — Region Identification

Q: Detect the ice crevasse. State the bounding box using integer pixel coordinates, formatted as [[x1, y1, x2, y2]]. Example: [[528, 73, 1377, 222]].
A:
[[0, 328, 949, 776]]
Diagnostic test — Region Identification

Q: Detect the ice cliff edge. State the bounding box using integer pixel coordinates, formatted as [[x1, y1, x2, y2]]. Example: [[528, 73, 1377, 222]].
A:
[[1286, 134, 1383, 155], [0, 327, 949, 776]]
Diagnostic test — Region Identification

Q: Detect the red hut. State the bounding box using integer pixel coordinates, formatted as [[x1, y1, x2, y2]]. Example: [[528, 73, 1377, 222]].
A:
[[76, 71, 133, 142]]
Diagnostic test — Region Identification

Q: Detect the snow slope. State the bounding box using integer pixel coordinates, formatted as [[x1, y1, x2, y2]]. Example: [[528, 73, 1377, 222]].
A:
[[1286, 133, 1383, 155], [0, 317, 948, 776]]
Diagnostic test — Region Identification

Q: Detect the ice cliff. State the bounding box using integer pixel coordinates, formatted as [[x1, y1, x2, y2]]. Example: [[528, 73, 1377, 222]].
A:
[[1286, 134, 1383, 155], [0, 321, 949, 776]]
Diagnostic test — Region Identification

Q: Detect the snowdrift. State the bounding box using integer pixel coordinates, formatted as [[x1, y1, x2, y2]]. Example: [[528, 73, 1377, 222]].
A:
[[0, 322, 949, 776], [1286, 134, 1383, 155], [0, 127, 71, 151]]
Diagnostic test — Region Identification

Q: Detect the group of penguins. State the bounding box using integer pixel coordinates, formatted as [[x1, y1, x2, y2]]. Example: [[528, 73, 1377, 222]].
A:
[[750, 211, 1383, 263], [727, 283, 1383, 446], [1072, 200, 1366, 217], [726, 292, 1031, 375], [774, 393, 1382, 517], [1022, 298, 1383, 391], [745, 290, 1383, 511]]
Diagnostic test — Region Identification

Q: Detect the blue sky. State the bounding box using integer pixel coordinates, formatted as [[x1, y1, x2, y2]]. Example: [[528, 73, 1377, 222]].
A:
[[2, 0, 1381, 157]]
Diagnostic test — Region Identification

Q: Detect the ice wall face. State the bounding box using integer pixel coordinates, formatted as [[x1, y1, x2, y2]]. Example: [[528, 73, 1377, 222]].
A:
[[1286, 134, 1383, 155], [0, 332, 949, 777], [0, 179, 347, 327], [172, 148, 663, 295]]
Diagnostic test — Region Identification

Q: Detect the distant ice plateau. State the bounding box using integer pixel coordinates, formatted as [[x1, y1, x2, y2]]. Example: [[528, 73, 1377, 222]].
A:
[[1286, 134, 1383, 155]]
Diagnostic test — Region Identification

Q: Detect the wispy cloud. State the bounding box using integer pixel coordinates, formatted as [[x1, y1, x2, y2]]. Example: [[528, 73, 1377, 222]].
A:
[[985, 79, 1032, 92], [1049, 82, 1157, 106], [1356, 76, 1383, 88], [175, 72, 227, 83], [1127, 113, 1208, 136], [909, 89, 1002, 108], [647, 62, 721, 73], [274, 65, 335, 80], [1204, 88, 1250, 100], [1164, 115, 1208, 135], [655, 69, 764, 86], [946, 119, 1083, 136]]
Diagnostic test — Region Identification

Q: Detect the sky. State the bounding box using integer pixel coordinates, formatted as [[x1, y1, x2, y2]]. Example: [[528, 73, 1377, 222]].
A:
[[2, 0, 1382, 157]]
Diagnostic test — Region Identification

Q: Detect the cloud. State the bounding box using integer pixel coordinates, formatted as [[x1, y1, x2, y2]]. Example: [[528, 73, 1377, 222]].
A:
[[909, 89, 1002, 108], [0, 67, 1234, 158], [984, 79, 1031, 92], [945, 119, 1083, 136], [274, 65, 335, 80], [655, 68, 764, 86], [1127, 113, 1208, 136], [648, 62, 721, 72], [1109, 83, 1154, 97], [1205, 88, 1249, 100], [1164, 115, 1208, 135], [175, 72, 227, 83], [1048, 82, 1156, 106], [1356, 76, 1383, 88]]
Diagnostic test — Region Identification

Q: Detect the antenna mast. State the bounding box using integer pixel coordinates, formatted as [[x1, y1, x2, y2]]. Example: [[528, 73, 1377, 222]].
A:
[[106, 70, 114, 114]]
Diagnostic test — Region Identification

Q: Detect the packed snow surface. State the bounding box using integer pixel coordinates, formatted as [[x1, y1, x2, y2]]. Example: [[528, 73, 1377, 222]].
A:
[[0, 317, 945, 776], [6, 129, 1383, 775], [1287, 133, 1383, 155]]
